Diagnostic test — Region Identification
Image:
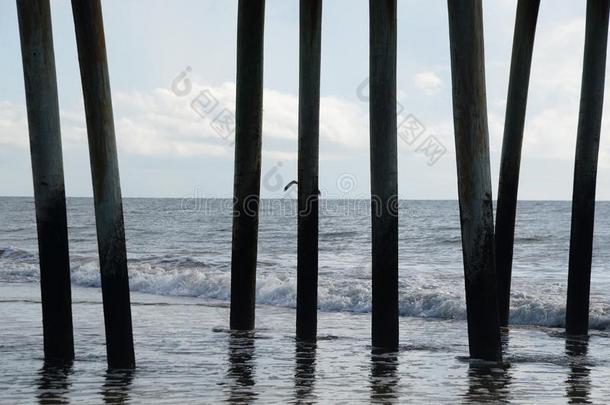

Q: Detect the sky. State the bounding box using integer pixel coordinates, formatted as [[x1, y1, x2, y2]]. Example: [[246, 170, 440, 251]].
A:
[[0, 0, 607, 200]]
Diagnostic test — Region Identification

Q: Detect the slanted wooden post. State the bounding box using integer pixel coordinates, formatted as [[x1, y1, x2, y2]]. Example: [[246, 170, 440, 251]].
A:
[[296, 0, 323, 342], [369, 0, 399, 351], [230, 0, 266, 330], [447, 0, 502, 361], [495, 0, 540, 327], [72, 0, 135, 369], [16, 0, 74, 364], [566, 0, 610, 336]]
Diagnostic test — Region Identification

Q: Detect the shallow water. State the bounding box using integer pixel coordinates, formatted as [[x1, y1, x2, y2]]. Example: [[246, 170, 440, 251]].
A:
[[4, 197, 610, 327], [2, 283, 610, 403], [2, 197, 610, 402]]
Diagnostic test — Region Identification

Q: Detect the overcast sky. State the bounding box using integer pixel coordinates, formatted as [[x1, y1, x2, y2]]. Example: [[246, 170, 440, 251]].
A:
[[0, 0, 608, 199]]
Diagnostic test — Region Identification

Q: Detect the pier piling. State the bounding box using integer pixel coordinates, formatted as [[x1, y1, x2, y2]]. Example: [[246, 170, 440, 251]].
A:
[[72, 0, 135, 368], [230, 0, 266, 331], [495, 0, 540, 327], [369, 0, 399, 351], [447, 0, 502, 361], [16, 0, 74, 364], [566, 0, 610, 337], [296, 0, 323, 342]]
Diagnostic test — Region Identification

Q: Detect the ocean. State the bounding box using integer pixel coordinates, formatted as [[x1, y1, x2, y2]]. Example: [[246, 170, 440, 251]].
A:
[[2, 197, 610, 403]]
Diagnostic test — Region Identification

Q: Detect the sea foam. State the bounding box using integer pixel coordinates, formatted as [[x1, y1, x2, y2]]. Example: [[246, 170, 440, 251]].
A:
[[3, 244, 610, 330]]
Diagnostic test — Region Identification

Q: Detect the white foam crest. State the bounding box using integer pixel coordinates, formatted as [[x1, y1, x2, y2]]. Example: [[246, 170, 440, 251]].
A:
[[3, 250, 610, 329]]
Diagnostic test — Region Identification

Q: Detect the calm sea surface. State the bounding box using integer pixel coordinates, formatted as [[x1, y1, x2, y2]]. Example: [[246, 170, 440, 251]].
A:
[[2, 197, 610, 403]]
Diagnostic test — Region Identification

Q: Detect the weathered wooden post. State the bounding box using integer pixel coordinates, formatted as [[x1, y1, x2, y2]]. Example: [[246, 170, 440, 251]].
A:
[[447, 0, 502, 361], [16, 0, 74, 364], [230, 0, 266, 331], [495, 0, 540, 327], [369, 0, 399, 351], [566, 0, 610, 336], [296, 0, 322, 342], [72, 0, 135, 369]]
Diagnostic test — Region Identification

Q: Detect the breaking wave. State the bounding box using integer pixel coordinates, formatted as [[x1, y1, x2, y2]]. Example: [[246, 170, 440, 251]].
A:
[[2, 245, 610, 330]]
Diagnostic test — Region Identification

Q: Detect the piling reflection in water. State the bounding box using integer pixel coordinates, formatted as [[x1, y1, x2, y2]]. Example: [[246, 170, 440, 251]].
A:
[[369, 352, 399, 403], [37, 363, 72, 404], [501, 328, 511, 353], [565, 337, 591, 404], [294, 341, 317, 402], [226, 331, 257, 403], [464, 361, 512, 403], [101, 369, 134, 404]]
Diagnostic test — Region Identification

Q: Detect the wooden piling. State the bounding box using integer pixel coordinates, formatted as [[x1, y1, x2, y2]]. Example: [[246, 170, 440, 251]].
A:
[[566, 0, 610, 336], [16, 0, 74, 364], [447, 0, 502, 361], [71, 0, 135, 368], [495, 0, 540, 327], [369, 0, 399, 351], [230, 0, 266, 331], [296, 0, 322, 342]]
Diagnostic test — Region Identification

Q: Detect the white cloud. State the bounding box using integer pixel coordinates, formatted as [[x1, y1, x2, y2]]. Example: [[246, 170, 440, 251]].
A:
[[524, 108, 577, 161], [529, 17, 585, 99], [320, 96, 368, 148], [0, 101, 29, 148], [0, 82, 370, 162], [110, 81, 369, 159], [0, 101, 86, 150], [413, 71, 444, 95]]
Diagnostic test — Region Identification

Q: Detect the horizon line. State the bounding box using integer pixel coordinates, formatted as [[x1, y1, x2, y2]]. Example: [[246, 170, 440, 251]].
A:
[[0, 195, 601, 202]]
